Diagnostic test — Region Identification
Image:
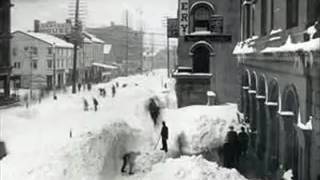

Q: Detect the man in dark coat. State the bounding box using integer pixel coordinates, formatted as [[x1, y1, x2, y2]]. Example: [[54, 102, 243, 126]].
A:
[[78, 83, 81, 92], [223, 142, 233, 168], [121, 151, 141, 175], [112, 85, 116, 97], [238, 126, 249, 156], [93, 98, 99, 111], [160, 121, 169, 153], [148, 98, 160, 125], [225, 126, 240, 167]]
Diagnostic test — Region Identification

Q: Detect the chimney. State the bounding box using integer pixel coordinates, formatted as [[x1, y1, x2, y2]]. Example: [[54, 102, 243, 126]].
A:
[[34, 19, 40, 32]]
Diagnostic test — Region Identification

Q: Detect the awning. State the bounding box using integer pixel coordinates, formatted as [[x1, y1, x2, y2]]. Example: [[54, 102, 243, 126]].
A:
[[92, 62, 118, 70]]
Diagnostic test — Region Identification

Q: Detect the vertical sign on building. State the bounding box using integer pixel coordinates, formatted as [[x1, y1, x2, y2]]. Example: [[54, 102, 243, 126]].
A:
[[179, 0, 189, 36]]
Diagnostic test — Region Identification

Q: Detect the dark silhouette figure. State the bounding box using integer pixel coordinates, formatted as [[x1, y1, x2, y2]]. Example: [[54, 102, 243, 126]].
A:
[[112, 85, 116, 97], [78, 83, 81, 92], [116, 82, 119, 87], [160, 121, 169, 153], [238, 127, 249, 156], [0, 141, 7, 161], [83, 98, 89, 111], [148, 98, 160, 125], [225, 126, 240, 168], [93, 98, 99, 111], [223, 142, 233, 168], [87, 83, 92, 91], [121, 152, 140, 175]]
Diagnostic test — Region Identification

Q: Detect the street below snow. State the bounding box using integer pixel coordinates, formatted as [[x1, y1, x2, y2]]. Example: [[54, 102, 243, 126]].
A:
[[0, 70, 247, 180]]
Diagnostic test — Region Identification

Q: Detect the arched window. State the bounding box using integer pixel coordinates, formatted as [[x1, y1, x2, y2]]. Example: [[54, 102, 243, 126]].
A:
[[190, 2, 215, 32], [287, 0, 299, 29], [192, 46, 210, 73]]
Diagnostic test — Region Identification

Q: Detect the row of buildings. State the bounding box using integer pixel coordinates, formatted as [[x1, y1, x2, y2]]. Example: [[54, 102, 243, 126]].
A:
[[172, 0, 320, 179]]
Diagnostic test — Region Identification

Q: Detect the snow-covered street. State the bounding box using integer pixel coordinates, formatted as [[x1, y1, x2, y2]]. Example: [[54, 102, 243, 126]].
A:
[[0, 70, 247, 180]]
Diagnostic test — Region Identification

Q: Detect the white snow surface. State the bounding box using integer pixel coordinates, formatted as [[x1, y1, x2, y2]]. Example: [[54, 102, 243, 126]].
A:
[[282, 169, 293, 180], [0, 69, 246, 180]]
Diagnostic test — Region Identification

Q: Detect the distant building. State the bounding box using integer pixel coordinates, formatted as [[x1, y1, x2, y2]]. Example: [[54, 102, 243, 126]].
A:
[[0, 0, 12, 98], [33, 20, 106, 83], [86, 23, 143, 75], [234, 0, 320, 180], [172, 0, 241, 107], [11, 31, 73, 89], [34, 19, 73, 38]]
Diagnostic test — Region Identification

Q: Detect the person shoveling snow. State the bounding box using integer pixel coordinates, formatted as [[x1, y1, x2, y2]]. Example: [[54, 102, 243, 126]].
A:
[[121, 151, 141, 175]]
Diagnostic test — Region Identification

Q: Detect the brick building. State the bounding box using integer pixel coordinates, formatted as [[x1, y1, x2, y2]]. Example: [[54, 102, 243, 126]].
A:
[[0, 0, 12, 98], [172, 0, 241, 107], [234, 0, 320, 179], [87, 23, 144, 75]]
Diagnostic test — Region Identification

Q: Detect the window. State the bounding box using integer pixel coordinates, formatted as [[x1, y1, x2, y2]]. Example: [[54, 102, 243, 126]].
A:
[[48, 47, 52, 55], [287, 0, 298, 29], [32, 60, 38, 69], [192, 6, 213, 32], [271, 0, 274, 30], [261, 0, 267, 35], [47, 60, 52, 69], [12, 47, 17, 57]]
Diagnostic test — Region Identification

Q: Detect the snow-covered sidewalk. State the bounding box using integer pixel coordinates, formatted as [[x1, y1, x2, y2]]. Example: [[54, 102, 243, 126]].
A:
[[0, 70, 247, 180]]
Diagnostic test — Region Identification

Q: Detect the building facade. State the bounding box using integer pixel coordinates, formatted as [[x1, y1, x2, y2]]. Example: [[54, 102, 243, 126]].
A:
[[11, 31, 73, 89], [0, 0, 12, 98], [234, 0, 320, 179], [87, 23, 144, 75], [172, 0, 241, 107]]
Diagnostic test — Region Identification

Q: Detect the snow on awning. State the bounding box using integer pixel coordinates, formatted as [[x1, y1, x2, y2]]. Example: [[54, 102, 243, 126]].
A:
[[207, 91, 216, 97], [92, 63, 118, 69], [279, 111, 295, 116]]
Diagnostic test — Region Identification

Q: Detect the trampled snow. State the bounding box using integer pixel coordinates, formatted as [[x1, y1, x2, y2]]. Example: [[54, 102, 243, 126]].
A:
[[0, 69, 246, 180]]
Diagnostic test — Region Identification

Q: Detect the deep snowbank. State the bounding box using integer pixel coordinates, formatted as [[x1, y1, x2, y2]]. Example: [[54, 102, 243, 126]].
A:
[[140, 155, 247, 180], [162, 104, 241, 156]]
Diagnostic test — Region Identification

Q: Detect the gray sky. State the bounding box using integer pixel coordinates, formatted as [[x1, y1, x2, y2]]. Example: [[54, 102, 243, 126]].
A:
[[12, 0, 178, 50], [12, 0, 177, 33]]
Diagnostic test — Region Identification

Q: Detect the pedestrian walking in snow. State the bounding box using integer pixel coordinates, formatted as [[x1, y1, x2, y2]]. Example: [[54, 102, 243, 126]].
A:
[[0, 140, 7, 161], [78, 83, 81, 92], [238, 127, 249, 156], [87, 83, 92, 91], [112, 85, 116, 97], [121, 151, 141, 175], [148, 98, 160, 125], [160, 121, 169, 153], [93, 98, 99, 111], [116, 82, 119, 88], [83, 98, 89, 111], [225, 126, 240, 167]]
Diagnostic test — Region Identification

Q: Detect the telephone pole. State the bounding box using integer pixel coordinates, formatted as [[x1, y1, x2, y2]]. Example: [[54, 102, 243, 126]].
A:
[[72, 0, 80, 94], [151, 32, 154, 72], [125, 9, 129, 76]]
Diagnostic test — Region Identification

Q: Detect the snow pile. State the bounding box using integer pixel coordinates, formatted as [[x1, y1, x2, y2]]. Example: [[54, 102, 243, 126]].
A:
[[141, 155, 247, 180], [282, 169, 293, 180], [163, 104, 241, 155], [270, 28, 283, 35]]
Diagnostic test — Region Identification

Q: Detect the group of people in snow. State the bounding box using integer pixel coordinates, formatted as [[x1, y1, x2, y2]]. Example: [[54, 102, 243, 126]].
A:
[[82, 97, 99, 111], [77, 83, 92, 92], [222, 126, 249, 168]]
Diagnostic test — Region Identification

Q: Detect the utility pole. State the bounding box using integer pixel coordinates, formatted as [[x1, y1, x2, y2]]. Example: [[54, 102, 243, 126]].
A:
[[52, 43, 57, 99], [72, 0, 80, 94], [125, 9, 129, 76], [166, 17, 170, 78], [151, 32, 154, 72], [29, 48, 33, 98]]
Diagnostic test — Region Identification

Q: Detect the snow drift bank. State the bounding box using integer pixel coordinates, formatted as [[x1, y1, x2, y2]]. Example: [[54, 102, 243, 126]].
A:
[[27, 122, 146, 180], [140, 155, 247, 180], [161, 104, 241, 156]]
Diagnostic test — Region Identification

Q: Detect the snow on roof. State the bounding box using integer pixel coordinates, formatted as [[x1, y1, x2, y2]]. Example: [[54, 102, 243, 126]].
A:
[[92, 62, 118, 69], [103, 44, 112, 54], [83, 32, 104, 44], [233, 42, 256, 55], [279, 111, 295, 116], [16, 31, 73, 48]]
